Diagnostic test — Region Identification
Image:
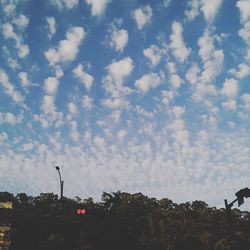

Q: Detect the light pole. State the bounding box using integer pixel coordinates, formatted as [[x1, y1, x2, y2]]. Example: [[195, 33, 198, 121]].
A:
[[55, 166, 64, 200]]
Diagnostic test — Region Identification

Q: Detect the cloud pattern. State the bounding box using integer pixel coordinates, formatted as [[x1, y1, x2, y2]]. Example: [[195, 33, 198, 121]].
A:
[[0, 0, 250, 210]]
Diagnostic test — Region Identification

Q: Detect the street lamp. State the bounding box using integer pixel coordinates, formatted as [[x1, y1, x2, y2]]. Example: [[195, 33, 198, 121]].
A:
[[55, 166, 64, 200]]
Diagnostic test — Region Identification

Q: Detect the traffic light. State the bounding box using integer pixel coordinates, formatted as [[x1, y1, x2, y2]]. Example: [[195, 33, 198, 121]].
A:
[[76, 208, 87, 215], [235, 188, 250, 207]]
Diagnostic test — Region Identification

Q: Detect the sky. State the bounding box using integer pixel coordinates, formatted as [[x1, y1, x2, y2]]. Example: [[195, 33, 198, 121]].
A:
[[0, 0, 250, 208]]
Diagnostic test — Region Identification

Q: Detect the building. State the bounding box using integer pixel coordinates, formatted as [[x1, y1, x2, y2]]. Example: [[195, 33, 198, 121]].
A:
[[0, 202, 12, 250], [0, 202, 12, 209], [0, 226, 11, 249]]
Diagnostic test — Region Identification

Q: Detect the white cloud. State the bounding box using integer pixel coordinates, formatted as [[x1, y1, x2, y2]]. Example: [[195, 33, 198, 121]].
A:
[[228, 63, 250, 79], [197, 130, 208, 141], [18, 71, 37, 89], [0, 69, 25, 104], [136, 106, 154, 119], [169, 74, 182, 89], [222, 100, 237, 111], [22, 143, 34, 151], [112, 111, 122, 124], [44, 77, 59, 95], [185, 0, 222, 23], [93, 135, 106, 149], [67, 103, 78, 120], [55, 65, 64, 78], [185, 0, 202, 21], [102, 98, 128, 109], [117, 129, 126, 142], [102, 57, 134, 109], [13, 14, 29, 30], [110, 28, 128, 52], [17, 44, 29, 58], [201, 0, 223, 22], [167, 61, 182, 90], [132, 5, 153, 30], [82, 95, 93, 110], [33, 115, 48, 128], [241, 93, 250, 110], [161, 90, 174, 105], [221, 78, 238, 98], [2, 23, 17, 40], [41, 95, 57, 115], [199, 33, 227, 94], [107, 19, 128, 53], [239, 21, 250, 44], [172, 106, 185, 118], [73, 64, 94, 90], [51, 0, 79, 10], [2, 22, 29, 58], [39, 75, 63, 127], [227, 121, 235, 129], [38, 96, 63, 128], [1, 122, 250, 208], [191, 46, 224, 103], [68, 102, 77, 115], [169, 21, 190, 63], [64, 0, 79, 9], [0, 112, 23, 125], [198, 30, 215, 62], [185, 63, 200, 85], [44, 49, 59, 66], [70, 121, 80, 142], [236, 0, 250, 23], [106, 57, 134, 84], [143, 44, 163, 66], [166, 61, 176, 74], [46, 17, 56, 39], [200, 50, 224, 84], [237, 1, 250, 61], [163, 0, 171, 8], [18, 72, 29, 88], [7, 57, 20, 70], [135, 73, 162, 93], [85, 0, 111, 16], [48, 133, 62, 151], [45, 27, 85, 65], [1, 0, 17, 16], [0, 132, 8, 143]]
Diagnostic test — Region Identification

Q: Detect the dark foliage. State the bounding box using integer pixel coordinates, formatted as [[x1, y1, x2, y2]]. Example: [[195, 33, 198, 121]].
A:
[[1, 191, 250, 250]]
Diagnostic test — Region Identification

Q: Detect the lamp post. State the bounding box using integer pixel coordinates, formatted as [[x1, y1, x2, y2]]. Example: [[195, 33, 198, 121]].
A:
[[55, 166, 64, 200]]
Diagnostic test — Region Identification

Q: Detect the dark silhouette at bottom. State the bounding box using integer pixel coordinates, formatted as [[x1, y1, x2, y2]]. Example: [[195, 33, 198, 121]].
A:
[[0, 190, 250, 250]]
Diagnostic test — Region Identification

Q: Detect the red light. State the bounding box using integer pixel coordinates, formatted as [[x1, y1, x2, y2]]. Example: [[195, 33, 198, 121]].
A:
[[76, 209, 86, 215]]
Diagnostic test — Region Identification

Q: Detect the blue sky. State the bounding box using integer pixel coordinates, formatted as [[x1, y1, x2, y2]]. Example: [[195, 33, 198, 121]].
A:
[[0, 0, 250, 208]]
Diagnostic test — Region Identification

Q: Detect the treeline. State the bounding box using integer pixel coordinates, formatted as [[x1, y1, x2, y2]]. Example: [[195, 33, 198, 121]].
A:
[[1, 191, 250, 250]]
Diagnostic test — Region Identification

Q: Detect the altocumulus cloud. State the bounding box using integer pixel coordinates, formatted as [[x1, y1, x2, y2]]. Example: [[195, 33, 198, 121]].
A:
[[1, 0, 250, 210]]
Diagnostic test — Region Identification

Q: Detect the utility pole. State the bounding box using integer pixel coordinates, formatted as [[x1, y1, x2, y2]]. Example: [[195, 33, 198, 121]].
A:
[[224, 198, 238, 240], [55, 166, 64, 200], [224, 188, 250, 246], [225, 187, 250, 210]]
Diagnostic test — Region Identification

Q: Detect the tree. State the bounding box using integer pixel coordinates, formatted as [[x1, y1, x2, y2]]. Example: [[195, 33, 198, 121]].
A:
[[0, 191, 14, 202], [15, 193, 29, 204]]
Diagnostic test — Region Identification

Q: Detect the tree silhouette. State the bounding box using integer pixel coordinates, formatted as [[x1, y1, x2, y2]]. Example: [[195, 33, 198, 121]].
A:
[[0, 191, 250, 249]]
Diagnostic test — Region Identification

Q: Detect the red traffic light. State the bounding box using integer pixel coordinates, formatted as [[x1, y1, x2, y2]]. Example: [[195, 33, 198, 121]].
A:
[[76, 209, 87, 215]]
